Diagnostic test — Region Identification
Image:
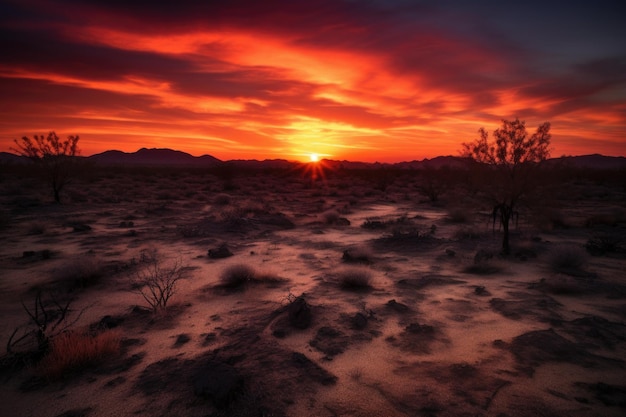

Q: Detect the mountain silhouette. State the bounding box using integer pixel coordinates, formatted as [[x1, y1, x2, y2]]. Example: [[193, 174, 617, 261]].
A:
[[2, 148, 625, 170], [89, 148, 222, 167]]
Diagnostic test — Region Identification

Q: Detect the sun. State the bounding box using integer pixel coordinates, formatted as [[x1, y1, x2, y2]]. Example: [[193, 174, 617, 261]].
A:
[[309, 153, 319, 162]]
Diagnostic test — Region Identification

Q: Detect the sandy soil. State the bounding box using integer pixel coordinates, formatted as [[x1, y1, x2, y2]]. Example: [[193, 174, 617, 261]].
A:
[[0, 166, 625, 417]]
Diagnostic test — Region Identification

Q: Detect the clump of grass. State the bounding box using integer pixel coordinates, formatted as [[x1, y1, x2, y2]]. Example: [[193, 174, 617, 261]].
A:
[[342, 246, 373, 264], [218, 264, 285, 289], [548, 245, 588, 276], [220, 264, 256, 288], [38, 329, 121, 380], [336, 267, 373, 290]]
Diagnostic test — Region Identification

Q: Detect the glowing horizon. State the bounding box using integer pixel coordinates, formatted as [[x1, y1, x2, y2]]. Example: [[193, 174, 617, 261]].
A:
[[1, 1, 624, 162]]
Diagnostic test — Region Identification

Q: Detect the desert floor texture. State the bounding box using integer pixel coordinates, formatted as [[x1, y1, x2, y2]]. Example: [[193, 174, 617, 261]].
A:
[[0, 165, 625, 417]]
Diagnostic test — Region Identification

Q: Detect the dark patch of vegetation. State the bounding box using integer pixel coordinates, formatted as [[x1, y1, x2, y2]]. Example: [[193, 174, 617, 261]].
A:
[[336, 267, 372, 290], [585, 233, 624, 256]]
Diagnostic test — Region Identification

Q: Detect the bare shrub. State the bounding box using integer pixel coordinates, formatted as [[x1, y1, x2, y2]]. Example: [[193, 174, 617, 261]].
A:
[[37, 328, 121, 380], [7, 291, 85, 360], [548, 245, 588, 275], [336, 267, 372, 290], [130, 249, 188, 312]]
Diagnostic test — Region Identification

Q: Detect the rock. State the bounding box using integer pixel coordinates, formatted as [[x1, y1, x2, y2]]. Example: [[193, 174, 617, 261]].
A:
[[336, 217, 351, 226], [405, 323, 435, 335], [474, 286, 491, 296], [192, 361, 244, 409], [386, 299, 410, 313], [95, 315, 124, 330], [72, 223, 92, 232], [208, 243, 233, 259], [288, 296, 312, 329], [173, 334, 191, 347]]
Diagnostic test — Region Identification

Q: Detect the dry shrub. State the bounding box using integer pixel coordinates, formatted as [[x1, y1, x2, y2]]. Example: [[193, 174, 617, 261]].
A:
[[342, 246, 373, 263], [336, 267, 372, 290], [220, 264, 256, 288], [219, 264, 284, 289], [585, 233, 624, 256], [131, 248, 188, 311], [38, 329, 121, 380]]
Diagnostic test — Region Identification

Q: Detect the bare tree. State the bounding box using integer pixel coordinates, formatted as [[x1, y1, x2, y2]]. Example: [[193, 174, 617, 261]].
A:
[[461, 118, 551, 254], [12, 132, 81, 203], [130, 249, 188, 312], [7, 290, 84, 357]]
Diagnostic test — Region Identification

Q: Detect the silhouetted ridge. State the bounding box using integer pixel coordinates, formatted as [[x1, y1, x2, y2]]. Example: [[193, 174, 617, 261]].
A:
[[89, 148, 222, 167]]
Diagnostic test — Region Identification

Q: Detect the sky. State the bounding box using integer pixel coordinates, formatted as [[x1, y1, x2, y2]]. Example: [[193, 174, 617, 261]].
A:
[[1, 0, 625, 162]]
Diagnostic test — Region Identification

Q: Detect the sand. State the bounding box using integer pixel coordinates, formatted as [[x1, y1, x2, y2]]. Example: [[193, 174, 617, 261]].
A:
[[0, 166, 624, 416]]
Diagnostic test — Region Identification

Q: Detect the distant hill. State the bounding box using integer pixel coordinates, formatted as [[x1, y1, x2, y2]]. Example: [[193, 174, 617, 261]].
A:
[[89, 148, 222, 167], [549, 154, 626, 170], [0, 152, 29, 165], [2, 148, 625, 170]]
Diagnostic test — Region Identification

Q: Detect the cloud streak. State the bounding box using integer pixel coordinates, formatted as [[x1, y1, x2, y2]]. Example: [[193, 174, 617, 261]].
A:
[[1, 0, 624, 161]]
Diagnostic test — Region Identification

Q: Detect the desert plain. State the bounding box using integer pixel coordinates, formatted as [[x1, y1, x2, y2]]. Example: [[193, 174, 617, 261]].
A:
[[0, 161, 625, 417]]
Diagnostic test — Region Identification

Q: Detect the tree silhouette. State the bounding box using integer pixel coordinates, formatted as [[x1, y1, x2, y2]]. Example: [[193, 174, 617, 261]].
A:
[[12, 132, 81, 203], [461, 118, 551, 254]]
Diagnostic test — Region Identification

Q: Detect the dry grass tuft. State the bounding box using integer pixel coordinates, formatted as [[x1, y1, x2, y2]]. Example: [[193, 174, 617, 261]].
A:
[[38, 329, 122, 380], [336, 267, 373, 290], [219, 264, 256, 288], [219, 264, 286, 289]]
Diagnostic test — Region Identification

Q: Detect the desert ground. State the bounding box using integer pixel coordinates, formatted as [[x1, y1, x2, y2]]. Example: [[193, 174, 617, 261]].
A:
[[0, 163, 625, 417]]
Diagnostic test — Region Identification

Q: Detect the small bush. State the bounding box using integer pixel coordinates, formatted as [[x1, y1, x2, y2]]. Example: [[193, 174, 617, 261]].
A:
[[342, 246, 373, 263], [585, 234, 624, 256], [38, 329, 121, 380], [336, 267, 372, 290], [213, 193, 231, 205], [219, 264, 256, 288], [548, 245, 588, 275], [131, 249, 188, 311]]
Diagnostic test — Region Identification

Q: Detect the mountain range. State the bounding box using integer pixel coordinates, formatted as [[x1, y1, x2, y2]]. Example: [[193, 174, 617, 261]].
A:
[[1, 148, 625, 170]]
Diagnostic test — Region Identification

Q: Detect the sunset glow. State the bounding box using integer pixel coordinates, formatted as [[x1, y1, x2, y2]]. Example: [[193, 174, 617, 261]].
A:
[[0, 1, 624, 161]]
